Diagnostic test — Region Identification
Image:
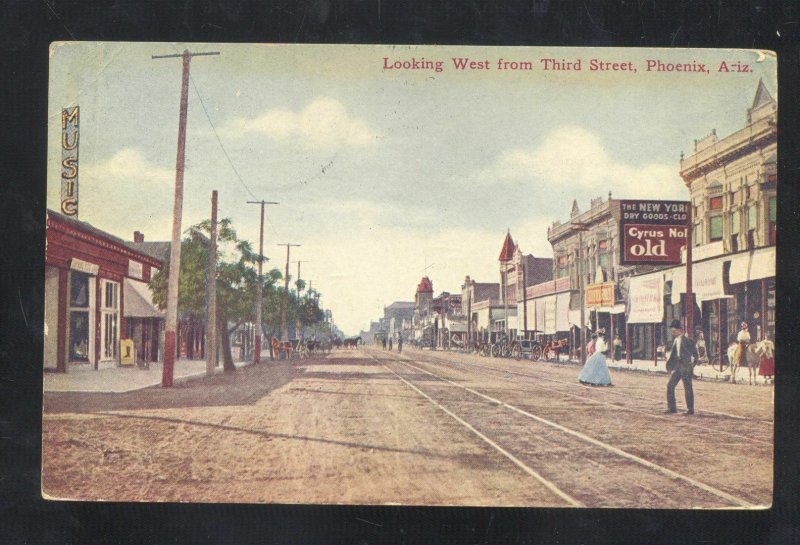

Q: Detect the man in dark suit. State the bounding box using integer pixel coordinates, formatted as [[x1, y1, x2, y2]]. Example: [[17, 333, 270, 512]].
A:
[[665, 319, 698, 415]]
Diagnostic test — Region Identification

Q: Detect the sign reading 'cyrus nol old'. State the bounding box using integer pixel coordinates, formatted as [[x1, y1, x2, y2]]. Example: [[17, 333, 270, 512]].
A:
[[619, 199, 690, 265], [61, 106, 79, 216]]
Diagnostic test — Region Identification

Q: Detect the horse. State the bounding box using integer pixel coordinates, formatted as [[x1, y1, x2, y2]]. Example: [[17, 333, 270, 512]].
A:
[[728, 339, 772, 385], [332, 337, 342, 350], [343, 336, 362, 349], [544, 338, 569, 361], [271, 337, 293, 359]]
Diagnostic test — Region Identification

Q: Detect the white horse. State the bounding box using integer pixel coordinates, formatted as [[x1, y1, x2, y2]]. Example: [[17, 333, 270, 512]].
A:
[[727, 339, 773, 385]]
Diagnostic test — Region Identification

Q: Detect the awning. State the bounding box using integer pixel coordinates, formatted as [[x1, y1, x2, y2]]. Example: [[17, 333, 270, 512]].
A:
[[671, 257, 728, 304], [556, 292, 571, 332], [535, 298, 546, 332], [627, 271, 664, 324], [544, 295, 557, 334], [507, 315, 518, 331], [123, 278, 164, 318], [729, 247, 775, 284]]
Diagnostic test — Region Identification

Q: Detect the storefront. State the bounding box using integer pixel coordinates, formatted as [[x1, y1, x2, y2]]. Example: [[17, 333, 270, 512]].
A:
[[44, 210, 163, 372], [626, 245, 775, 361]]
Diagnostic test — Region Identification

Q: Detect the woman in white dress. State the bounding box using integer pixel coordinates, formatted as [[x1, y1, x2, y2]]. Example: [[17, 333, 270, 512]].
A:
[[578, 328, 613, 386]]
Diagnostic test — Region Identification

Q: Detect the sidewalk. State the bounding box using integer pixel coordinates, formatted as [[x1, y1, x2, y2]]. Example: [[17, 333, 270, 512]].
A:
[[43, 358, 253, 394], [578, 356, 766, 383]]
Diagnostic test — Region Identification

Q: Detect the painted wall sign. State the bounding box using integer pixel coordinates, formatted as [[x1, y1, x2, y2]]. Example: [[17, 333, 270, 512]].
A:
[[128, 260, 143, 280], [619, 200, 690, 265], [61, 106, 80, 216]]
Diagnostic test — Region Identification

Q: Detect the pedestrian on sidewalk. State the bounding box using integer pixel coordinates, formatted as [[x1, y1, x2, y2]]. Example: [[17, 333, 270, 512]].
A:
[[578, 328, 612, 386], [665, 319, 698, 415], [397, 334, 403, 353], [758, 336, 774, 382], [388, 337, 393, 351], [613, 333, 623, 361], [382, 337, 387, 350]]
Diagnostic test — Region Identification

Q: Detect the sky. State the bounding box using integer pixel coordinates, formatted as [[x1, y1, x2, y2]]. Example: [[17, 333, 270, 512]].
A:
[[47, 43, 777, 335]]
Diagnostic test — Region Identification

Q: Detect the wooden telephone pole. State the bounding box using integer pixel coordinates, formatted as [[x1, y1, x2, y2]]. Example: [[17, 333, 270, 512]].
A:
[[294, 260, 310, 340], [247, 200, 278, 363], [206, 190, 218, 377], [277, 243, 301, 340], [153, 49, 219, 388]]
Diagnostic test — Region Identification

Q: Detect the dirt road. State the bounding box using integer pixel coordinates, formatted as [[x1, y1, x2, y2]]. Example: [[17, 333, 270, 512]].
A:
[[42, 347, 772, 507]]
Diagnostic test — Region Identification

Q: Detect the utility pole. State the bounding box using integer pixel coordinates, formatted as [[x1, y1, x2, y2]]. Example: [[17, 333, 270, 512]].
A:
[[153, 49, 219, 388], [572, 221, 589, 365], [294, 260, 310, 339], [277, 243, 301, 340], [685, 206, 694, 340], [206, 190, 218, 377], [247, 200, 279, 363]]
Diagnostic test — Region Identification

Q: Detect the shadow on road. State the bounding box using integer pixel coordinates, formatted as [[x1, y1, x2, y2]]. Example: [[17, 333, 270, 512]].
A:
[[43, 361, 304, 414], [93, 411, 461, 461]]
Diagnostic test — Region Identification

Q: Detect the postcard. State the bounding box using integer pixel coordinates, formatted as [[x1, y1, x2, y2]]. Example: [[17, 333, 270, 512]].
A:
[[43, 43, 776, 507]]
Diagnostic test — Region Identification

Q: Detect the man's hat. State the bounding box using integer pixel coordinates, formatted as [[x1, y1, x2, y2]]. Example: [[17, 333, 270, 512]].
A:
[[670, 319, 683, 330]]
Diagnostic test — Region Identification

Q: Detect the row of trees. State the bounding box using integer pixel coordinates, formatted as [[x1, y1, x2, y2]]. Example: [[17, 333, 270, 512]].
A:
[[149, 218, 325, 370]]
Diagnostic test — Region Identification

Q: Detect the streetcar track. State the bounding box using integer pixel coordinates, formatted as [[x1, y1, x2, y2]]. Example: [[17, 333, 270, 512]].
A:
[[392, 351, 772, 446], [404, 349, 773, 424], [375, 351, 757, 508], [372, 355, 583, 507]]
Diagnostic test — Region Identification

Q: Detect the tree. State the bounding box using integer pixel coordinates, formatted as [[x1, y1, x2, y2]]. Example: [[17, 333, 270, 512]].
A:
[[150, 218, 281, 371]]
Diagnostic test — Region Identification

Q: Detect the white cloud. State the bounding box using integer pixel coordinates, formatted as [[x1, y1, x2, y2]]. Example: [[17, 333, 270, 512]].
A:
[[221, 97, 378, 149], [78, 148, 176, 239], [471, 126, 685, 200], [84, 148, 175, 187]]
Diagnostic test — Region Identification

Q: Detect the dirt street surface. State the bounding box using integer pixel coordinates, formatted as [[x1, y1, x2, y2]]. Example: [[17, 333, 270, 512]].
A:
[[42, 347, 773, 507]]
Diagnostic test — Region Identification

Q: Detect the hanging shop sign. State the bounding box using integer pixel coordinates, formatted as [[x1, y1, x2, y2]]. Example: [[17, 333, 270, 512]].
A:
[[619, 200, 690, 265], [627, 272, 664, 324], [585, 281, 615, 307], [61, 106, 80, 216]]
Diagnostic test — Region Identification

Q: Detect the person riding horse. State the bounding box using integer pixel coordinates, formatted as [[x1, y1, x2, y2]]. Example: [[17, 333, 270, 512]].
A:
[[735, 321, 751, 367]]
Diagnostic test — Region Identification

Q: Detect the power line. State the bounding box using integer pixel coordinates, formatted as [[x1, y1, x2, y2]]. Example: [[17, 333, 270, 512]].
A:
[[188, 71, 258, 200]]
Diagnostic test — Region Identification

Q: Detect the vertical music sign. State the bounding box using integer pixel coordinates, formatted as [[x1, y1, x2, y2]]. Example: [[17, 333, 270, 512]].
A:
[[61, 106, 79, 216]]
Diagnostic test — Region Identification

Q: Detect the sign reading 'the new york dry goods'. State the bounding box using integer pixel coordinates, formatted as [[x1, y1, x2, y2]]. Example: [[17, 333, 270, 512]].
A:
[[619, 199, 690, 265]]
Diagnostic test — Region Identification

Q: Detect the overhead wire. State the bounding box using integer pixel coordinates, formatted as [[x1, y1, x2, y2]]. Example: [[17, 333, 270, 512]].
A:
[[187, 70, 258, 201]]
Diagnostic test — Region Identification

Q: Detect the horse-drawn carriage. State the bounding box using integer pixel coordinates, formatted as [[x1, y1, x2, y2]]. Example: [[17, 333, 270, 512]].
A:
[[270, 337, 332, 360]]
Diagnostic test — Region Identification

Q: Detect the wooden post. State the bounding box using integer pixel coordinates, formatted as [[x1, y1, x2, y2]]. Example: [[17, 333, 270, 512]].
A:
[[57, 268, 68, 373], [206, 190, 218, 376], [152, 49, 219, 387], [522, 264, 528, 337], [761, 278, 767, 340], [717, 298, 723, 372], [685, 206, 694, 339], [626, 323, 632, 364], [653, 323, 657, 366]]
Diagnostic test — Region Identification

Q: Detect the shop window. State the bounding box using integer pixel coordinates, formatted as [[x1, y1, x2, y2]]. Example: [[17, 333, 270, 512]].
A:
[[709, 216, 723, 241], [70, 272, 89, 308], [598, 253, 609, 269], [101, 280, 119, 361], [68, 271, 91, 362]]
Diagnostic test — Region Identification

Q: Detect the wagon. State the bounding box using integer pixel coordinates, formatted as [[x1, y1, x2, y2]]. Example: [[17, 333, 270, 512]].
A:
[[513, 339, 542, 361]]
